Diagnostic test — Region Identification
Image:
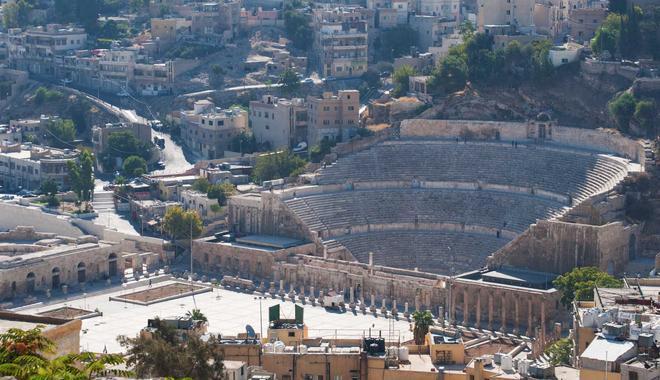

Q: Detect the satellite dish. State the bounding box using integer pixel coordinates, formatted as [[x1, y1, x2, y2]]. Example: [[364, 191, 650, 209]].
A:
[[245, 324, 256, 339]]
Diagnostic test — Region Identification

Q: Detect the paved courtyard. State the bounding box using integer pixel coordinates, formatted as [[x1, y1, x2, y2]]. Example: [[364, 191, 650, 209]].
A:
[[17, 280, 414, 353]]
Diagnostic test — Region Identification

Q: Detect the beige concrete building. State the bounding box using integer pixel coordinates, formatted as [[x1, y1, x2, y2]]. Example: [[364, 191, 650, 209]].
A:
[[476, 0, 535, 33], [307, 90, 360, 145], [249, 95, 307, 149], [180, 100, 248, 159], [314, 8, 369, 78], [150, 17, 191, 47], [0, 143, 79, 192], [0, 311, 82, 358], [568, 7, 607, 43]]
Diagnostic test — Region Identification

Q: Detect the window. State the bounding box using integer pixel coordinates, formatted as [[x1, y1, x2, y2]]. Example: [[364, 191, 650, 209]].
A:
[[629, 371, 638, 380], [348, 106, 355, 111], [265, 125, 270, 130], [208, 121, 213, 126], [323, 106, 330, 111], [264, 112, 269, 118], [323, 120, 330, 125], [288, 331, 295, 337]]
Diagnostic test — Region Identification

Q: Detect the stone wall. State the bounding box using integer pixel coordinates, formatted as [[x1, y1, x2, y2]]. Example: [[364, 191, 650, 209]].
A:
[[399, 119, 645, 165], [488, 220, 640, 275], [581, 60, 639, 81], [0, 203, 83, 236]]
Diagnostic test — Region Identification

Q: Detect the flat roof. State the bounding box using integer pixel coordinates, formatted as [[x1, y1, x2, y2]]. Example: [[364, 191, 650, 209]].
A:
[[581, 337, 635, 362], [16, 279, 413, 353]]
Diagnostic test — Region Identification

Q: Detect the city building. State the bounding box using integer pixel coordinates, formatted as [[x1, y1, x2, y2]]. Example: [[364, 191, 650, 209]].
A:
[[0, 68, 28, 109], [0, 311, 81, 358], [180, 100, 248, 159], [476, 0, 535, 34], [7, 24, 87, 75], [568, 7, 608, 43], [249, 95, 307, 149], [0, 142, 79, 192], [306, 90, 360, 145], [313, 8, 369, 78], [549, 42, 584, 67], [190, 1, 241, 45], [150, 17, 192, 47], [409, 15, 457, 52], [418, 0, 460, 18]]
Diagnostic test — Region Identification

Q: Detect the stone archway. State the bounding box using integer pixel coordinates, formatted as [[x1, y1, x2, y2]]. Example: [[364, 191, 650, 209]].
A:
[[26, 272, 36, 294], [51, 267, 61, 290], [77, 262, 86, 283]]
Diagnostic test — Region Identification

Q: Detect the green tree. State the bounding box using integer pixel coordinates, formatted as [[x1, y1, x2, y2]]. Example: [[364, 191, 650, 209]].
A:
[[207, 182, 235, 206], [280, 68, 301, 94], [392, 65, 416, 97], [429, 53, 468, 94], [192, 177, 211, 193], [284, 10, 313, 50], [412, 310, 434, 345], [209, 64, 225, 87], [608, 92, 637, 130], [186, 309, 208, 322], [122, 155, 147, 177], [545, 338, 573, 366], [103, 130, 152, 169], [634, 99, 656, 131], [40, 179, 60, 207], [46, 119, 76, 148], [253, 150, 307, 183], [34, 86, 63, 105], [0, 327, 128, 380], [379, 25, 418, 60], [162, 206, 203, 241], [118, 318, 224, 379], [230, 131, 258, 154], [609, 0, 627, 14], [67, 150, 95, 202], [553, 267, 623, 308]]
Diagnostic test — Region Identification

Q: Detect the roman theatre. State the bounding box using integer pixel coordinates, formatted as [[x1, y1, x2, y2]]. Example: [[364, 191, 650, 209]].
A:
[[196, 117, 647, 337]]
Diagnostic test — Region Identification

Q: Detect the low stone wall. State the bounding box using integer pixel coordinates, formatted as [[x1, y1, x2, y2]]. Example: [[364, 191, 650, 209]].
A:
[[581, 60, 639, 81], [0, 204, 82, 237], [399, 119, 645, 165]]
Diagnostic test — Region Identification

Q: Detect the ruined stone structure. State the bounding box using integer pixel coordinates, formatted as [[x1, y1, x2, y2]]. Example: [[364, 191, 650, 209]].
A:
[[0, 226, 163, 302], [206, 118, 644, 336]]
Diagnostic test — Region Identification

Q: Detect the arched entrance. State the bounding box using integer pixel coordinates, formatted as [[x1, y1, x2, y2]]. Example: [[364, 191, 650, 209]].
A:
[[629, 234, 637, 260], [26, 272, 36, 294], [77, 262, 86, 283], [51, 267, 61, 290], [108, 253, 118, 277]]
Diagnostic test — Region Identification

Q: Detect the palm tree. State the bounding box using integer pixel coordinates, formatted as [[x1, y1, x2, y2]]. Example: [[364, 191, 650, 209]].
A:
[[186, 308, 208, 323], [412, 310, 434, 345], [0, 327, 131, 380]]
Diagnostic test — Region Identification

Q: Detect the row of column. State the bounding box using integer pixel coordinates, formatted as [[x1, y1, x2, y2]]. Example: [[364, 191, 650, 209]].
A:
[[450, 288, 546, 337]]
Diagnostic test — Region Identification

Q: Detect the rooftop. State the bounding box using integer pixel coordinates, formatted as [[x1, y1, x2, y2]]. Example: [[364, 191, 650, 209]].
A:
[[15, 279, 413, 353]]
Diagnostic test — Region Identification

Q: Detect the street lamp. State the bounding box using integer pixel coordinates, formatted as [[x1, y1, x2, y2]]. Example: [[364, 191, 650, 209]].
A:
[[254, 295, 265, 341]]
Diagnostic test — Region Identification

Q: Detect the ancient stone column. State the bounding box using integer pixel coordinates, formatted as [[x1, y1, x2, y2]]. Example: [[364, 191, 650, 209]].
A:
[[369, 252, 374, 267], [415, 295, 420, 312], [279, 280, 285, 295], [541, 301, 546, 342], [349, 286, 355, 309], [392, 300, 398, 316], [370, 293, 377, 313], [488, 292, 494, 330], [500, 293, 507, 333], [438, 306, 444, 326], [309, 286, 315, 303], [475, 293, 481, 329], [450, 289, 457, 324], [360, 294, 367, 313], [514, 298, 520, 334], [381, 299, 387, 316], [463, 290, 469, 326], [404, 302, 410, 319], [527, 298, 533, 336]]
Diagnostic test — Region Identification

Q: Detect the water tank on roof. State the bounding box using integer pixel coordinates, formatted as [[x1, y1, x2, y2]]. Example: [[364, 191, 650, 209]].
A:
[[386, 346, 398, 358], [263, 343, 274, 353], [398, 346, 409, 361], [274, 341, 285, 353], [501, 354, 513, 371], [299, 345, 308, 354]]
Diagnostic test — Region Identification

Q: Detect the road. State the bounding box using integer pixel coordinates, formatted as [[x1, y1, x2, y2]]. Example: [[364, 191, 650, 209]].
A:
[[63, 86, 194, 175]]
